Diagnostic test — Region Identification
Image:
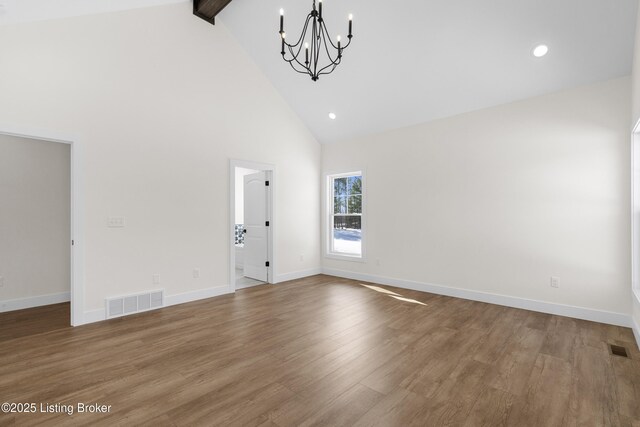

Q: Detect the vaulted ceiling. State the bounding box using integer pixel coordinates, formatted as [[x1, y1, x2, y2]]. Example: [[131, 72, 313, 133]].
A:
[[1, 0, 638, 144], [220, 0, 638, 143]]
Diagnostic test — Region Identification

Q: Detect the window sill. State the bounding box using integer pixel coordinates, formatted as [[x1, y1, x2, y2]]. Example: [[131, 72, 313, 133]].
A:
[[325, 253, 366, 263]]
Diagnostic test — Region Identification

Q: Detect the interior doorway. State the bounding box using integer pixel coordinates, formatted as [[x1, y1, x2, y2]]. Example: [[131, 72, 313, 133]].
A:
[[0, 133, 72, 329], [230, 160, 275, 290]]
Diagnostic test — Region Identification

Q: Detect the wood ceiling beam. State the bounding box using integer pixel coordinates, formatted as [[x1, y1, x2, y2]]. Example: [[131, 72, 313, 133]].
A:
[[193, 0, 233, 25]]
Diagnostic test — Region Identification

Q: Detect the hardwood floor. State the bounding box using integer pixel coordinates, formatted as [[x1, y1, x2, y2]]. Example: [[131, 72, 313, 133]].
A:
[[1, 275, 638, 426], [0, 302, 69, 342]]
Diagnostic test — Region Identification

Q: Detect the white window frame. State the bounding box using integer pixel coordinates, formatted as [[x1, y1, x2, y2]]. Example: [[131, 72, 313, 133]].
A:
[[326, 171, 365, 261]]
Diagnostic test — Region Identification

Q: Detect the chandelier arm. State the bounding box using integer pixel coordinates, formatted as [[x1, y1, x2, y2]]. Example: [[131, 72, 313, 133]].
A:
[[288, 61, 313, 77], [312, 20, 342, 77], [282, 47, 313, 78], [318, 65, 339, 76], [281, 45, 299, 63], [316, 57, 341, 76], [317, 61, 339, 75], [319, 20, 338, 51], [317, 30, 342, 75], [319, 27, 338, 65], [319, 19, 352, 51], [284, 49, 312, 75], [283, 14, 313, 54], [287, 43, 314, 75], [282, 21, 313, 74]]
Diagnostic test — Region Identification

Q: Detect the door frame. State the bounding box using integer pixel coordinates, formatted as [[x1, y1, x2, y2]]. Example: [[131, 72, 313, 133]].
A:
[[229, 159, 275, 289], [0, 125, 84, 326], [632, 119, 640, 305]]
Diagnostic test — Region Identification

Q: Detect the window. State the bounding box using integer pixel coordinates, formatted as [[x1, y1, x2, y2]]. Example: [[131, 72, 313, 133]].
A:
[[328, 172, 363, 258]]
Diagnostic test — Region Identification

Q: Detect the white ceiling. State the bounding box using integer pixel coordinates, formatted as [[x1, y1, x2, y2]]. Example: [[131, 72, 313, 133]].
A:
[[1, 0, 638, 144], [0, 0, 185, 25], [219, 0, 638, 143]]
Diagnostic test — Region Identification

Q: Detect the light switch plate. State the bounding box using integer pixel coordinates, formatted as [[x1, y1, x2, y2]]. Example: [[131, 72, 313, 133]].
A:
[[107, 217, 126, 228]]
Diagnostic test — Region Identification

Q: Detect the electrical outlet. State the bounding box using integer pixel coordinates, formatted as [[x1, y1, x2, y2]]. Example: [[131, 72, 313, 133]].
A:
[[550, 276, 559, 288], [375, 259, 381, 266], [153, 274, 160, 285], [299, 254, 304, 262], [193, 268, 200, 279]]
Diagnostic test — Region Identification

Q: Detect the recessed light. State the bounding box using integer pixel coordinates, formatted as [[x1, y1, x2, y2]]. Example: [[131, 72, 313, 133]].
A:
[[532, 44, 549, 58], [329, 112, 337, 120]]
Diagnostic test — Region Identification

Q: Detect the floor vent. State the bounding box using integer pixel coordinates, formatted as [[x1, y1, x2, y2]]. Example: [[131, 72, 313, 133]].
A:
[[609, 344, 629, 358], [106, 290, 163, 319]]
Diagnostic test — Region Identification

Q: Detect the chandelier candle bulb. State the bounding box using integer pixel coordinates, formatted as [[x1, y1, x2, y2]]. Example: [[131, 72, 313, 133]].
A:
[[279, 9, 284, 33], [337, 35, 342, 57], [305, 43, 309, 64], [348, 14, 353, 38], [319, 0, 322, 20]]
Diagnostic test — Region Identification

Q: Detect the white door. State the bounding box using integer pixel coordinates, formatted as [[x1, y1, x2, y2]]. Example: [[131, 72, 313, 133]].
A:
[[243, 171, 268, 282]]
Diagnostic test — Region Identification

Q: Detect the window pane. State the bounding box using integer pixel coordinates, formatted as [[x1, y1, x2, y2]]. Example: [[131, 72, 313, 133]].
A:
[[334, 178, 348, 197], [348, 176, 362, 195], [332, 215, 361, 255], [348, 195, 362, 214], [334, 196, 347, 214]]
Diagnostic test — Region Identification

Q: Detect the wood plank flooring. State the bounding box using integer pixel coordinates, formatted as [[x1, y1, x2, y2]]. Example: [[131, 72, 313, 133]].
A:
[[0, 274, 638, 426]]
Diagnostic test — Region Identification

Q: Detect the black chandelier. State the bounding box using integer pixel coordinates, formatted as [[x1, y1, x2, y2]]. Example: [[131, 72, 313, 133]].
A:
[[279, 0, 353, 81]]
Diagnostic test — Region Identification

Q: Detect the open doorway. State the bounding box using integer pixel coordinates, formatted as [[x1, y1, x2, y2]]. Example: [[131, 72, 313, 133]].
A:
[[230, 160, 275, 290], [0, 133, 72, 332]]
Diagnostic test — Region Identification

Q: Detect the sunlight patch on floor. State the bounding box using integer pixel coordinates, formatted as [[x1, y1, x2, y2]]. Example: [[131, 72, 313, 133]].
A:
[[389, 295, 427, 306], [361, 284, 400, 296], [360, 283, 427, 306]]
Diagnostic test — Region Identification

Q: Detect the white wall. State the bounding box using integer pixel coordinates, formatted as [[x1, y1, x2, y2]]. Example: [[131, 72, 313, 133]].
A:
[[234, 167, 258, 225], [323, 77, 632, 317], [0, 3, 321, 318], [0, 134, 70, 307]]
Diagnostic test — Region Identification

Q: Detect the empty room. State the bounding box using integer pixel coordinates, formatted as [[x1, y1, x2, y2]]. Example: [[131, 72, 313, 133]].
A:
[[1, 0, 640, 425]]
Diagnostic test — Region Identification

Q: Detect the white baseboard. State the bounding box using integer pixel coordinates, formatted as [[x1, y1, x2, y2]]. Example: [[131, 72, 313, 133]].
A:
[[164, 285, 233, 307], [632, 315, 640, 350], [82, 308, 106, 325], [633, 291, 640, 350], [0, 292, 70, 313], [77, 285, 234, 326], [275, 268, 322, 284], [322, 268, 632, 328]]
